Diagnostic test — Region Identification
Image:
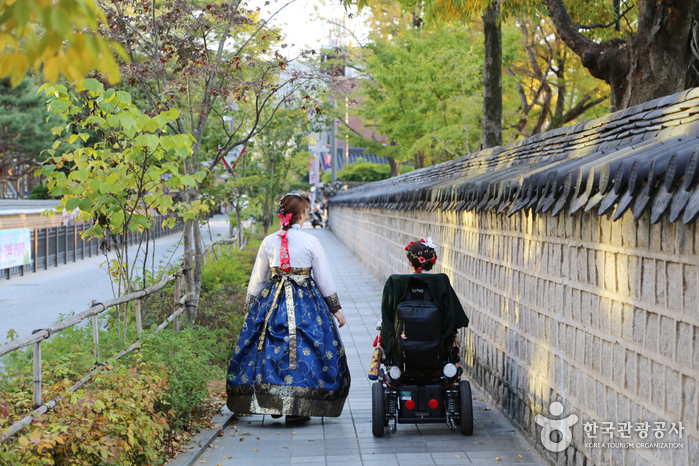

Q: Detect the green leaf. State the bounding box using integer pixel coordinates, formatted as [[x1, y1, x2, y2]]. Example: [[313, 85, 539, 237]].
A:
[[12, 1, 30, 25], [115, 91, 132, 104], [121, 114, 137, 131], [79, 199, 94, 211], [110, 211, 124, 226], [70, 168, 89, 182], [82, 79, 103, 92], [65, 198, 80, 211], [134, 134, 159, 150], [180, 175, 197, 187]]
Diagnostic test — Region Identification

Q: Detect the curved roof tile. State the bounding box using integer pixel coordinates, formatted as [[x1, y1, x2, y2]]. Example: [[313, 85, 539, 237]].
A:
[[330, 88, 699, 225]]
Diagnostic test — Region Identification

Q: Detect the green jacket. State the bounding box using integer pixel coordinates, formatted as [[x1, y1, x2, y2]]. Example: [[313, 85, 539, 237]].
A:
[[380, 273, 469, 350]]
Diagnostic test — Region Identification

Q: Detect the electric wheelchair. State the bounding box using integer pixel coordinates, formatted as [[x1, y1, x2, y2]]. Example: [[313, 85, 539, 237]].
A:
[[371, 280, 474, 437]]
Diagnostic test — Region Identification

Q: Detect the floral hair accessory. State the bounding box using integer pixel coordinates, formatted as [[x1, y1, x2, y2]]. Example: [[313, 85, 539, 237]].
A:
[[421, 237, 436, 249], [415, 267, 422, 273], [277, 212, 292, 228], [430, 256, 437, 263], [418, 256, 426, 264]]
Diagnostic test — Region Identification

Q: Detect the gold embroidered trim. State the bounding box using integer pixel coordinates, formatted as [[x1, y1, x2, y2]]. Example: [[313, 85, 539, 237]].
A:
[[256, 275, 303, 371], [270, 267, 311, 277], [324, 293, 342, 313], [244, 293, 257, 314], [227, 383, 349, 417], [283, 280, 298, 370]]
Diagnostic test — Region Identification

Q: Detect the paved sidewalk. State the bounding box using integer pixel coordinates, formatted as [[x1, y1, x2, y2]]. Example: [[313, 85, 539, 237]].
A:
[[199, 226, 548, 466]]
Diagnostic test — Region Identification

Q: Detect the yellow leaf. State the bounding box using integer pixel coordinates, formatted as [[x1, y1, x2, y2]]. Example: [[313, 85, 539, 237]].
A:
[[101, 51, 121, 84], [18, 437, 29, 446], [0, 54, 10, 78], [9, 51, 27, 86], [43, 55, 62, 83]]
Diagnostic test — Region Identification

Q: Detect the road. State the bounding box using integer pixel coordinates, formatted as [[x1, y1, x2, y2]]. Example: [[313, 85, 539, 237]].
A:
[[0, 215, 230, 343]]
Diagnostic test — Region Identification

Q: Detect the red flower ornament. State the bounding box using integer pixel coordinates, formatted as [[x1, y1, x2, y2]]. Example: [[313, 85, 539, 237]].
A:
[[430, 257, 437, 263], [418, 256, 426, 264], [277, 212, 292, 228]]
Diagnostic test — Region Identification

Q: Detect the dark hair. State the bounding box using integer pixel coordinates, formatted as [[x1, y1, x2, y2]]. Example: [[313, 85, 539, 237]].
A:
[[405, 240, 437, 271], [278, 194, 309, 230]]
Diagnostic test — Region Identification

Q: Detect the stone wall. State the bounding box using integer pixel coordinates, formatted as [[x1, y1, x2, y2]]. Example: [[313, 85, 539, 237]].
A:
[[330, 206, 699, 466]]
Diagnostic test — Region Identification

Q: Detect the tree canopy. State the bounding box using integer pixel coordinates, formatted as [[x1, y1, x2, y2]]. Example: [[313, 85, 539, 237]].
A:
[[0, 0, 125, 86], [0, 78, 55, 184], [347, 2, 609, 170]]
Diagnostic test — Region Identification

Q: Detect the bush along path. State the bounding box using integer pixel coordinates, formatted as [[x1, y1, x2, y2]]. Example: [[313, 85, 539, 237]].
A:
[[0, 230, 261, 465]]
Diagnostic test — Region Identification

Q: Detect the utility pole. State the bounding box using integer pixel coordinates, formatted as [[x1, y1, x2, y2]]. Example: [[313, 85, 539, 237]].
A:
[[344, 96, 349, 168], [331, 119, 338, 183]]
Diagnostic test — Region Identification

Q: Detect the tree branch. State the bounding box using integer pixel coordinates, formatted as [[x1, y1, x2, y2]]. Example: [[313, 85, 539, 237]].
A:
[[575, 4, 635, 31]]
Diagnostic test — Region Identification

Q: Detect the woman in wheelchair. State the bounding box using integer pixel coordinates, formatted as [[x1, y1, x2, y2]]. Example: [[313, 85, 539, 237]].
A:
[[371, 238, 473, 436]]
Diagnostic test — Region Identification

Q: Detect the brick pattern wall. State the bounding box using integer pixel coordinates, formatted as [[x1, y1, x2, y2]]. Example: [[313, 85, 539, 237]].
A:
[[329, 206, 699, 466]]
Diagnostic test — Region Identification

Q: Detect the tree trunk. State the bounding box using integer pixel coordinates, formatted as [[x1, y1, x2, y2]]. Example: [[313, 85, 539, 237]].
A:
[[387, 157, 399, 177], [262, 190, 271, 234], [482, 0, 503, 148], [183, 217, 196, 323], [414, 151, 427, 169], [192, 218, 203, 318], [235, 204, 243, 247], [544, 0, 699, 111]]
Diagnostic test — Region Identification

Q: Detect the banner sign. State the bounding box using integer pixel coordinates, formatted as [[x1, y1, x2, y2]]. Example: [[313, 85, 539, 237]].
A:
[[222, 146, 246, 170], [0, 229, 31, 268]]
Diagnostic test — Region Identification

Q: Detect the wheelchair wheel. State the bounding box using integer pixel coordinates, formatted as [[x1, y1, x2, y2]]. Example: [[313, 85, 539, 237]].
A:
[[372, 382, 385, 437], [459, 380, 474, 435]]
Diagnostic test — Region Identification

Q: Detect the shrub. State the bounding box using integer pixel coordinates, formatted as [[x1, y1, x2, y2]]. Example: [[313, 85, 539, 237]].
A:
[[0, 232, 260, 464], [336, 159, 390, 182], [200, 240, 259, 294], [28, 185, 51, 200], [0, 363, 168, 466], [127, 327, 225, 432]]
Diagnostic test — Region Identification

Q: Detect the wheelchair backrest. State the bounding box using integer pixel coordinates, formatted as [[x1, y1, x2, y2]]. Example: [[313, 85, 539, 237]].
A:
[[393, 278, 443, 372]]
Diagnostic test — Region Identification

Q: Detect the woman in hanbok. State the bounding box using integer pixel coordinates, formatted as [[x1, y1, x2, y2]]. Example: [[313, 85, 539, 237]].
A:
[[379, 238, 468, 357], [226, 194, 351, 423]]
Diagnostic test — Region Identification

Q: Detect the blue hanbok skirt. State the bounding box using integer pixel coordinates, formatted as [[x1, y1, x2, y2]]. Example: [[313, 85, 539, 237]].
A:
[[226, 267, 350, 417]]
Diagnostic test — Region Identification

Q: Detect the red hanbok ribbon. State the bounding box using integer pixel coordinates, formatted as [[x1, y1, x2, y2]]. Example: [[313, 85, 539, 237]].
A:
[[278, 229, 291, 273], [277, 212, 293, 273]]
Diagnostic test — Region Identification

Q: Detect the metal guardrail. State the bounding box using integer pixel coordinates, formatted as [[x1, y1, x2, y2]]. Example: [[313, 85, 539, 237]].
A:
[[1, 213, 184, 279], [0, 231, 247, 443]]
